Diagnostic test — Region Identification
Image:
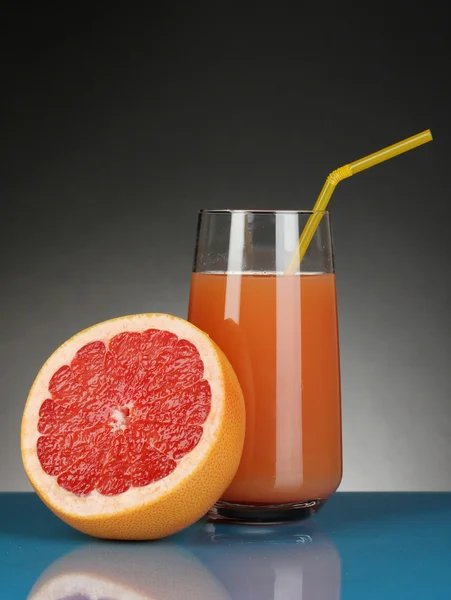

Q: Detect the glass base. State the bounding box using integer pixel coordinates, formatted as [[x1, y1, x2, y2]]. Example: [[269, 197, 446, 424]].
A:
[[208, 499, 326, 524]]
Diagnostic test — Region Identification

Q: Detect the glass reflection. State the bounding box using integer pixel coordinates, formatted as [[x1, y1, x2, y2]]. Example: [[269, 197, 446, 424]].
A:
[[183, 520, 341, 600]]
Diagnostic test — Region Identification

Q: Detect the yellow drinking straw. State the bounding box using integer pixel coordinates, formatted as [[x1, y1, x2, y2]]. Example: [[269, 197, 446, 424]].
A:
[[284, 129, 433, 275]]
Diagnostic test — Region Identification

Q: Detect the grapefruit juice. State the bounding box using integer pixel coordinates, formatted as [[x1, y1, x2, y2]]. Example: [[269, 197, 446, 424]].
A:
[[188, 271, 342, 505]]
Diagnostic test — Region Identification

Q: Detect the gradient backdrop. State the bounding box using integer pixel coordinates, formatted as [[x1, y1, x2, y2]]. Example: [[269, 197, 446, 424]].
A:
[[1, 6, 450, 491]]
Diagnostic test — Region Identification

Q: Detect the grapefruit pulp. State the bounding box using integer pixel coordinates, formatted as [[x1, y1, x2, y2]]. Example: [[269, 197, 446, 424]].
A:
[[21, 314, 245, 540]]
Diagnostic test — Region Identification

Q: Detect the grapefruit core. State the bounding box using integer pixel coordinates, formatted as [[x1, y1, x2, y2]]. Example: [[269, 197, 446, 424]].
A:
[[21, 314, 245, 540]]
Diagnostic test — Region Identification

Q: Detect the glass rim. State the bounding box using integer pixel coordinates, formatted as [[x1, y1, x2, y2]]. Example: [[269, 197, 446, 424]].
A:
[[199, 209, 330, 215]]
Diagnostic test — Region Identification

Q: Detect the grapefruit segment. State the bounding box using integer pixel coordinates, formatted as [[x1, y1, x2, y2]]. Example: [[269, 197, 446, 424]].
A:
[[21, 313, 245, 540]]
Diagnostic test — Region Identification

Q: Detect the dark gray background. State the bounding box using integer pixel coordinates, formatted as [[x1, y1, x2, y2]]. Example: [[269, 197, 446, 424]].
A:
[[1, 5, 450, 491]]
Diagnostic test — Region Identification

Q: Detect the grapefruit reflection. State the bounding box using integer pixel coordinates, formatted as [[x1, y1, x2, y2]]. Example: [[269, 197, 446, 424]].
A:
[[27, 541, 231, 600]]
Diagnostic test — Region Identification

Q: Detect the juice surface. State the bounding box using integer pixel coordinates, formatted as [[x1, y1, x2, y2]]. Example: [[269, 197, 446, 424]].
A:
[[188, 272, 342, 504]]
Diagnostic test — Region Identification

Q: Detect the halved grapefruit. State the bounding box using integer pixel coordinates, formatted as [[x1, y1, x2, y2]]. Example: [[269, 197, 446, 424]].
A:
[[21, 314, 245, 540]]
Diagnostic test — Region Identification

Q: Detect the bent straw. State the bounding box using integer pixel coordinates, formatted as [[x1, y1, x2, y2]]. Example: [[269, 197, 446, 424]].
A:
[[284, 129, 433, 275]]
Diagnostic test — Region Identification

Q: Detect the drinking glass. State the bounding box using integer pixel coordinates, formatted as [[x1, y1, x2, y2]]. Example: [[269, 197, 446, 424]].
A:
[[188, 210, 342, 523]]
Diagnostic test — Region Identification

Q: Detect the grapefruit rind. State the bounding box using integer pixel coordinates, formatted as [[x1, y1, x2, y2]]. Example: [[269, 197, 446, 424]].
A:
[[21, 313, 245, 539]]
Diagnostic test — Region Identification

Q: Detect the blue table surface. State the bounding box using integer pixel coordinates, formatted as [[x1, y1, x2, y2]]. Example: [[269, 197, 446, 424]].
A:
[[1, 492, 450, 599]]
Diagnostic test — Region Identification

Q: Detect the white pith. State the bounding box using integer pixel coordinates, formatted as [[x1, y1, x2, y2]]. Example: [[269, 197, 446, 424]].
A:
[[110, 404, 132, 432], [21, 314, 225, 517]]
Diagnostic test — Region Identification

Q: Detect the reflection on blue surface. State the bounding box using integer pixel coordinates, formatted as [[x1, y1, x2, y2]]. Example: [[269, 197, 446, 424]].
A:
[[1, 493, 451, 599], [23, 521, 339, 600], [182, 520, 341, 599], [27, 541, 232, 600]]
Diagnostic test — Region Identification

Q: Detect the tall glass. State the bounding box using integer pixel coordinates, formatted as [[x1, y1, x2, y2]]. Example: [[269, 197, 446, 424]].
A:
[[188, 210, 342, 523]]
